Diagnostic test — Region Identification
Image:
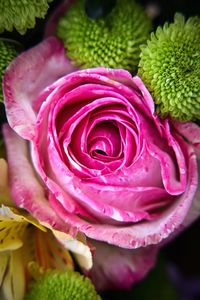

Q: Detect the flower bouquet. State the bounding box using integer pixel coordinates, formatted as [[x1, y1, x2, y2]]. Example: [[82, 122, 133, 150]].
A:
[[0, 0, 199, 299]]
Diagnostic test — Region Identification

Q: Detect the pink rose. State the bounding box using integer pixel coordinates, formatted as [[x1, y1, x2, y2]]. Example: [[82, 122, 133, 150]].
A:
[[3, 37, 200, 289]]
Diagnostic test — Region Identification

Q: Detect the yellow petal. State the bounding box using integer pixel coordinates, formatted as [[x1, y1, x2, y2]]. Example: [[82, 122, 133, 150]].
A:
[[0, 252, 9, 286], [0, 205, 46, 230], [0, 205, 46, 251], [0, 206, 26, 251], [52, 229, 93, 270], [20, 226, 36, 268], [13, 209, 46, 232], [0, 249, 26, 300]]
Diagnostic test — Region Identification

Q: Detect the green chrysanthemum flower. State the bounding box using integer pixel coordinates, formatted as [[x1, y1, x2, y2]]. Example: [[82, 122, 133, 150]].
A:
[[0, 0, 53, 34], [24, 270, 101, 300], [0, 39, 21, 102], [57, 0, 151, 72], [138, 13, 200, 121]]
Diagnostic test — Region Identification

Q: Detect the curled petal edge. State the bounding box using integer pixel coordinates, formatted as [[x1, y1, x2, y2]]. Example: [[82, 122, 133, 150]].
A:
[[3, 37, 76, 140]]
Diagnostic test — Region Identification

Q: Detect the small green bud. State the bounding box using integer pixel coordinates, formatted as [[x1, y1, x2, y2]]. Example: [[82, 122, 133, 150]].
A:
[[0, 0, 53, 34], [57, 0, 151, 72], [138, 13, 200, 121], [24, 270, 101, 300]]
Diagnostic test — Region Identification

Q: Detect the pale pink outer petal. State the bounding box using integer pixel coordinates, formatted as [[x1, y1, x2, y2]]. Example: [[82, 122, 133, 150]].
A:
[[2, 124, 94, 271], [2, 124, 66, 230], [172, 120, 200, 157], [44, 0, 75, 37], [3, 37, 76, 141], [132, 76, 155, 115], [88, 241, 158, 290]]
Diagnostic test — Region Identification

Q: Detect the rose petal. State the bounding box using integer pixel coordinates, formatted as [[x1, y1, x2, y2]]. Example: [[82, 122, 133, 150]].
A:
[[3, 37, 76, 140], [44, 0, 75, 37], [172, 120, 200, 157], [182, 159, 200, 227], [48, 141, 198, 248], [88, 240, 158, 290], [2, 124, 65, 230]]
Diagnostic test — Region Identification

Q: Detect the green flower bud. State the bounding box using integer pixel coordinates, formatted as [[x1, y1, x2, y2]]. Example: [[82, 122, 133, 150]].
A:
[[57, 0, 151, 72], [138, 13, 200, 121], [0, 39, 21, 102], [24, 270, 101, 300], [0, 0, 53, 34]]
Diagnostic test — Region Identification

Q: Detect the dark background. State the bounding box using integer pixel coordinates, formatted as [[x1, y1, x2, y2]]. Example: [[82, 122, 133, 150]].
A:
[[0, 1, 200, 299]]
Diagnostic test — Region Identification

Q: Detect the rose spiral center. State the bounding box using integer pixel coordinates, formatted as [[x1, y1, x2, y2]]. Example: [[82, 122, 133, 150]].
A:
[[54, 83, 141, 179], [87, 121, 122, 162]]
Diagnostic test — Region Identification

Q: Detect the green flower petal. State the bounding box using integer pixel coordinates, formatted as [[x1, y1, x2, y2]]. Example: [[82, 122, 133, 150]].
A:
[[25, 270, 101, 300], [57, 0, 151, 72], [0, 0, 53, 34], [0, 39, 21, 102], [138, 13, 200, 121]]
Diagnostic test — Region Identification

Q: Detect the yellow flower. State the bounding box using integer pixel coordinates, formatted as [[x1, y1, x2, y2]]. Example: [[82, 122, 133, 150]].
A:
[[0, 157, 92, 300]]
